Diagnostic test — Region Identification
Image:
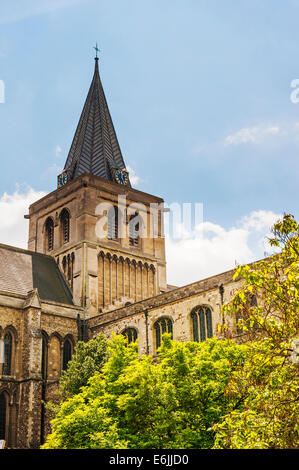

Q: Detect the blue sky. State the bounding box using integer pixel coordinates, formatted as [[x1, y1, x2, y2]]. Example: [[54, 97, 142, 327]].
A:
[[0, 0, 298, 285]]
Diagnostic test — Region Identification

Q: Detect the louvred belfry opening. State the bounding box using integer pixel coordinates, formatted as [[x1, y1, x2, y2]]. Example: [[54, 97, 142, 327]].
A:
[[62, 55, 131, 186]]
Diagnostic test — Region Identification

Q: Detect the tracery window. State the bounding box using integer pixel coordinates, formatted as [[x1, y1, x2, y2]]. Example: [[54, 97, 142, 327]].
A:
[[236, 294, 259, 335], [154, 317, 173, 351], [3, 333, 12, 376], [191, 306, 213, 342], [45, 217, 54, 251], [62, 339, 72, 371], [60, 209, 70, 244], [122, 328, 138, 345]]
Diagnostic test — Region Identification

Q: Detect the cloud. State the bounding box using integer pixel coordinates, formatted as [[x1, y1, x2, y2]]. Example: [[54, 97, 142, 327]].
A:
[[165, 210, 282, 286], [0, 186, 283, 289], [127, 166, 140, 186], [239, 210, 281, 232], [225, 125, 280, 146], [0, 0, 81, 25], [55, 145, 62, 157], [0, 186, 46, 249]]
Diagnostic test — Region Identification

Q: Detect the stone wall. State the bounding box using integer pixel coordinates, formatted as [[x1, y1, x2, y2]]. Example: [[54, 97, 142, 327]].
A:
[[0, 292, 80, 448], [89, 268, 242, 356]]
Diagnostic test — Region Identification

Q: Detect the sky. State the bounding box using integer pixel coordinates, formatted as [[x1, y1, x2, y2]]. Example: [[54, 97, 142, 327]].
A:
[[0, 0, 298, 286]]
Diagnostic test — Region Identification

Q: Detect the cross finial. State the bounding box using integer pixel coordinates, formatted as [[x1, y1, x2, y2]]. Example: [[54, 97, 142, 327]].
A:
[[94, 42, 100, 59]]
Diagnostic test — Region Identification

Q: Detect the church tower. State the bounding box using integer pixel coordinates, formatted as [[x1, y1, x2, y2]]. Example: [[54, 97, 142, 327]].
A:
[[26, 53, 167, 315]]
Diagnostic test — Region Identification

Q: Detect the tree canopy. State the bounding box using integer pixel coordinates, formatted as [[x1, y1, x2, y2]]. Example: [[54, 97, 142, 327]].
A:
[[42, 335, 248, 449], [59, 333, 109, 398], [213, 214, 299, 448]]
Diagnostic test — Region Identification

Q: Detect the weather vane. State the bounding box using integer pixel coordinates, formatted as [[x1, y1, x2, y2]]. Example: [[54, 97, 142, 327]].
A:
[[94, 43, 100, 58]]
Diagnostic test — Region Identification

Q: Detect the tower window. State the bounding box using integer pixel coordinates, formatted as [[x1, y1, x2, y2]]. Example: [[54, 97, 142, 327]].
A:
[[107, 206, 119, 240], [62, 256, 67, 276], [191, 306, 213, 342], [45, 217, 54, 251], [60, 209, 70, 244], [129, 213, 141, 247]]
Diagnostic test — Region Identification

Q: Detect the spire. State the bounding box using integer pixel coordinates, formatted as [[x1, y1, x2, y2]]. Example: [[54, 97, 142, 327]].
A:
[[63, 49, 131, 186]]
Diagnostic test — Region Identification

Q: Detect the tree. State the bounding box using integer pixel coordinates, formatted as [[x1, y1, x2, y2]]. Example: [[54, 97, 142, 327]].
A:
[[213, 214, 299, 448], [42, 334, 248, 449], [59, 333, 109, 398]]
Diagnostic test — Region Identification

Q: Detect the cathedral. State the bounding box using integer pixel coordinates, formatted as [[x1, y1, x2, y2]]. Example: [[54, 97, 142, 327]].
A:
[[0, 55, 242, 448]]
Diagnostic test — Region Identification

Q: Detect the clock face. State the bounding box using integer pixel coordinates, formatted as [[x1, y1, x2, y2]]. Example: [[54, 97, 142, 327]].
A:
[[114, 169, 129, 185], [58, 172, 68, 188]]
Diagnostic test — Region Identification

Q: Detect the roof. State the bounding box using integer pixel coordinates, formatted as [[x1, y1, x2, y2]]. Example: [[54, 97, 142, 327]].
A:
[[0, 244, 74, 305], [63, 57, 131, 186]]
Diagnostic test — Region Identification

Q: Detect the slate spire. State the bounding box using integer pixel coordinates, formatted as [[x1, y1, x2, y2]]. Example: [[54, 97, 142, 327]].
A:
[[63, 54, 130, 186]]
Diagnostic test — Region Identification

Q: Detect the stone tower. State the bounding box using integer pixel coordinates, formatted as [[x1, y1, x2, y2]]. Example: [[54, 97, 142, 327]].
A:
[[26, 55, 167, 315]]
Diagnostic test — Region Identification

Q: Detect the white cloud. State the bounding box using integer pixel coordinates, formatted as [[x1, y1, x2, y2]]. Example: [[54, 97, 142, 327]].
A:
[[127, 166, 140, 186], [0, 186, 46, 249], [0, 186, 283, 290], [55, 145, 62, 157], [239, 210, 280, 232], [225, 125, 280, 146], [165, 210, 282, 286]]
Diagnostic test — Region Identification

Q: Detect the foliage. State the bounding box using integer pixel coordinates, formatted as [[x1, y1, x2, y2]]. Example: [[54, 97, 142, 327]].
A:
[[59, 333, 109, 398], [42, 334, 248, 449], [213, 214, 299, 448], [43, 214, 298, 449]]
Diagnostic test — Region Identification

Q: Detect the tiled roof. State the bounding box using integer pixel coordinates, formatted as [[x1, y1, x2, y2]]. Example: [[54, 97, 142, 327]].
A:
[[63, 58, 130, 185], [0, 244, 73, 305]]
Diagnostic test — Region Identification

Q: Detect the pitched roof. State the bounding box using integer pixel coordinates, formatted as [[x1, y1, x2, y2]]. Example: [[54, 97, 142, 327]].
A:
[[63, 58, 131, 185], [0, 244, 73, 305]]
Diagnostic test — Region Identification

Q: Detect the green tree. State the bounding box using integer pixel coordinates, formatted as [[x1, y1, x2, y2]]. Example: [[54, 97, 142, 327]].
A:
[[42, 334, 248, 449], [213, 214, 299, 448], [60, 333, 109, 398]]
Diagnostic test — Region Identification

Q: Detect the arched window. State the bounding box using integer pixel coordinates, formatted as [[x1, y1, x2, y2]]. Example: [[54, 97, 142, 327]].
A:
[[250, 295, 259, 329], [3, 333, 12, 376], [191, 306, 213, 342], [45, 217, 54, 251], [236, 295, 259, 335], [41, 334, 48, 380], [62, 256, 67, 277], [60, 209, 70, 244], [235, 313, 243, 335], [129, 212, 141, 247], [70, 252, 75, 288], [62, 339, 72, 371], [122, 328, 138, 344], [0, 393, 7, 440], [154, 317, 173, 351], [107, 206, 119, 240]]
